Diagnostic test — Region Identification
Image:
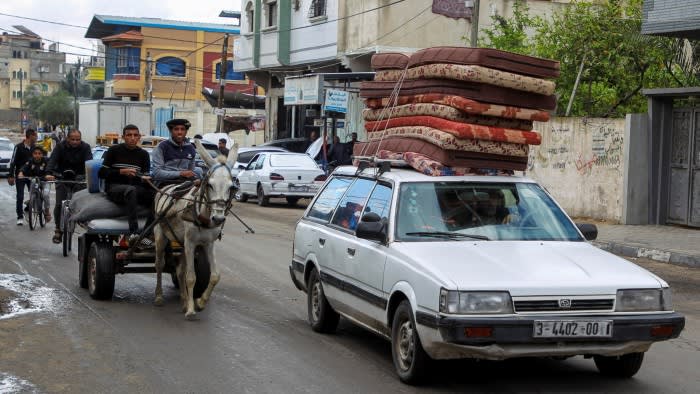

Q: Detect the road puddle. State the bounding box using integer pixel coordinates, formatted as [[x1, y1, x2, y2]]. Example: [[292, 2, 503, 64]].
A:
[[0, 373, 37, 393], [0, 274, 57, 320]]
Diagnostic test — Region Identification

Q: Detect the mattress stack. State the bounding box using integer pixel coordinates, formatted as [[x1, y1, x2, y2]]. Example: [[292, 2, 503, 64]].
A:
[[355, 47, 559, 176]]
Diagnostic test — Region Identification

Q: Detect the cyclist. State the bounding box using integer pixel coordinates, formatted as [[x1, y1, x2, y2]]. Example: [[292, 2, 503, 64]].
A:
[[151, 118, 202, 186], [8, 128, 37, 225], [18, 146, 52, 222], [98, 124, 154, 246], [46, 129, 93, 244]]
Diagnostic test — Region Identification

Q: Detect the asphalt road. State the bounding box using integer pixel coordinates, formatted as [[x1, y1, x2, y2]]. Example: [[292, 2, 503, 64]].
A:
[[0, 181, 698, 393]]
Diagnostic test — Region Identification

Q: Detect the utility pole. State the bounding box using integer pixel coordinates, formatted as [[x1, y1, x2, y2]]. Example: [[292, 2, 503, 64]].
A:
[[217, 33, 229, 133], [73, 59, 80, 129], [145, 52, 153, 102], [18, 68, 24, 131]]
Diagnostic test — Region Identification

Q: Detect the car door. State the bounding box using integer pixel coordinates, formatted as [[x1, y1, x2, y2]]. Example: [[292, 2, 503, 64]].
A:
[[333, 180, 392, 327], [238, 154, 260, 194], [303, 176, 354, 305]]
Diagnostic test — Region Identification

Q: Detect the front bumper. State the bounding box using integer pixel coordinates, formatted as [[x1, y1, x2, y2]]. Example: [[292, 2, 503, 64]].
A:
[[415, 312, 685, 360]]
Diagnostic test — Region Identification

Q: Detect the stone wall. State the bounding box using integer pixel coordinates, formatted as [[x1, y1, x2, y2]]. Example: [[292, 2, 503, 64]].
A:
[[527, 117, 626, 222]]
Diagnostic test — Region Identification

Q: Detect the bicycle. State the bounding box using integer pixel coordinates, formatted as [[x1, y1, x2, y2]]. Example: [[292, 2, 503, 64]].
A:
[[22, 177, 54, 231], [50, 170, 87, 257]]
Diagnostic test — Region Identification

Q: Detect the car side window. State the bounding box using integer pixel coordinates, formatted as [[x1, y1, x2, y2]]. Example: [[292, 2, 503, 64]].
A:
[[362, 183, 392, 220], [246, 154, 259, 170], [254, 154, 266, 170], [330, 178, 375, 231], [307, 176, 353, 222]]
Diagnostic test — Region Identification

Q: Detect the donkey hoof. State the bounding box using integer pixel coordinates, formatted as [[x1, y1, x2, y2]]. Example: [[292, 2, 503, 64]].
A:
[[185, 311, 197, 321], [154, 296, 164, 307], [195, 298, 207, 311]]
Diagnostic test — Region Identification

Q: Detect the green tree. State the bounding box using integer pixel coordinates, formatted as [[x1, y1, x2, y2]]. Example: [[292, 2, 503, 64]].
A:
[[481, 0, 699, 117], [24, 88, 73, 125]]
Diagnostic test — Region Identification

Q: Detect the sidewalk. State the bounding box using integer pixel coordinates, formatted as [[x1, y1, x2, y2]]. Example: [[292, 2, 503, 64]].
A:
[[592, 224, 700, 268]]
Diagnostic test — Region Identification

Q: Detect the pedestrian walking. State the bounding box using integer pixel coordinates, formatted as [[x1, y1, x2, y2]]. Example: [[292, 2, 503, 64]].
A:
[[7, 128, 38, 225]]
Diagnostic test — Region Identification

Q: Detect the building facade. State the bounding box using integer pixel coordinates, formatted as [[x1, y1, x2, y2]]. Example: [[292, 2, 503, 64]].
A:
[[0, 28, 66, 127], [85, 15, 263, 141], [235, 0, 573, 142]]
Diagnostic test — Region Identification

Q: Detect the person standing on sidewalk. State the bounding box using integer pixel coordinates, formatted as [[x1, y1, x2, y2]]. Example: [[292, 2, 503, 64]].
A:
[[7, 128, 38, 225], [46, 129, 92, 243]]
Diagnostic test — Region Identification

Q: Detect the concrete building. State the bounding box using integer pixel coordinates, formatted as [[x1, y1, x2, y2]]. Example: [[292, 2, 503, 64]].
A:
[[85, 15, 264, 143], [235, 0, 573, 142], [0, 27, 66, 128]]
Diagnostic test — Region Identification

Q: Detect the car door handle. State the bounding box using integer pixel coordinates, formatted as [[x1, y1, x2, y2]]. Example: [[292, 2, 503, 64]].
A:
[[318, 238, 326, 246], [347, 248, 355, 256]]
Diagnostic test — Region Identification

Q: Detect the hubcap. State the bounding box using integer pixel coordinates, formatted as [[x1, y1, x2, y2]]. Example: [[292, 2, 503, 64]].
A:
[[396, 319, 415, 372], [311, 281, 321, 322]]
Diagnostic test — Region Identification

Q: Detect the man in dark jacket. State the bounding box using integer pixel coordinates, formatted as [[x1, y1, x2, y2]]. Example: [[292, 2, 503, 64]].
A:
[[46, 129, 93, 243], [99, 125, 154, 245], [8, 128, 37, 225], [151, 118, 201, 186]]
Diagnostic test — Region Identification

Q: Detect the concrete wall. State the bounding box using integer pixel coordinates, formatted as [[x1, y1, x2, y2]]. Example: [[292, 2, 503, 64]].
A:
[[527, 117, 626, 222], [622, 114, 650, 225]]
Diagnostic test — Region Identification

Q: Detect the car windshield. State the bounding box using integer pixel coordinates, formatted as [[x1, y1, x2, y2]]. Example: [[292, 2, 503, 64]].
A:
[[395, 182, 583, 242], [0, 142, 12, 151], [270, 154, 317, 168]]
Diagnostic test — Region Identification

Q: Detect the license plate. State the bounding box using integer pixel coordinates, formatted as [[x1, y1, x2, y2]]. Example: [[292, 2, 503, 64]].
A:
[[289, 185, 309, 192], [533, 320, 613, 338], [0, 164, 7, 169]]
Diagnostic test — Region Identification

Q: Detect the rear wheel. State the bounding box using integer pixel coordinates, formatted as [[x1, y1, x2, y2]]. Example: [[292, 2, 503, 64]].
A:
[[87, 242, 116, 300], [257, 184, 269, 207], [594, 352, 644, 378], [391, 300, 431, 384], [307, 268, 339, 333]]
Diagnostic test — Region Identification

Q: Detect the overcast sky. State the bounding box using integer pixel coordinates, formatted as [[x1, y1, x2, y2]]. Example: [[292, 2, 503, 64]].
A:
[[1, 1, 241, 63]]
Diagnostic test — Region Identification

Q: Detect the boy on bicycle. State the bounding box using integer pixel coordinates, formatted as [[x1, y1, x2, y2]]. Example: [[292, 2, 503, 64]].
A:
[[18, 146, 52, 222]]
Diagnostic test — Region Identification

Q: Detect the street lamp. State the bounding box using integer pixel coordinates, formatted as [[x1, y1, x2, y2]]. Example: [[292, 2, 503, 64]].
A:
[[18, 67, 24, 131]]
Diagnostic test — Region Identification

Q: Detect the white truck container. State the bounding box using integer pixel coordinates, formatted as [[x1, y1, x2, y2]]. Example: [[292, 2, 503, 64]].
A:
[[78, 100, 152, 146]]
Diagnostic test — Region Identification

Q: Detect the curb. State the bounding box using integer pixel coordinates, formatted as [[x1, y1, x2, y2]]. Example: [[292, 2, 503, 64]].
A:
[[593, 241, 700, 268]]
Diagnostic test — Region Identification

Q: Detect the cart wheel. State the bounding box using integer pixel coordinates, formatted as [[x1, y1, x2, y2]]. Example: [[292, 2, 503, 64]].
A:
[[61, 201, 71, 256], [87, 242, 115, 300], [170, 272, 180, 289], [62, 229, 70, 257], [193, 246, 210, 299], [38, 200, 45, 228], [79, 238, 90, 289]]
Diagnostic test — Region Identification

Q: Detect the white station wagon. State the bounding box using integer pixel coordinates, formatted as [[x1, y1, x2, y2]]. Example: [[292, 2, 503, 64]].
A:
[[290, 165, 685, 384]]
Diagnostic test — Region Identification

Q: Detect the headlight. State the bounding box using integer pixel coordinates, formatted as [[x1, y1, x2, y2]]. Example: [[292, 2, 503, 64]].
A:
[[439, 289, 513, 314], [616, 289, 672, 312]]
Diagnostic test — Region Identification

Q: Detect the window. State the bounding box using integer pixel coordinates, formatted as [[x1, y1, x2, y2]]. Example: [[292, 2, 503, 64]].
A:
[[215, 60, 245, 81], [12, 71, 16, 79], [246, 2, 255, 33], [308, 177, 353, 222], [115, 47, 141, 74], [254, 154, 266, 170], [309, 0, 327, 18], [155, 56, 186, 77], [265, 1, 278, 27], [41, 83, 48, 92], [12, 91, 16, 99], [364, 183, 393, 221], [331, 178, 375, 230]]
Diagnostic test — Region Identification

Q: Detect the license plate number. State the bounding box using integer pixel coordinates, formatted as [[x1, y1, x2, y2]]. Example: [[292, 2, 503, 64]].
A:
[[533, 320, 613, 338], [289, 184, 309, 192]]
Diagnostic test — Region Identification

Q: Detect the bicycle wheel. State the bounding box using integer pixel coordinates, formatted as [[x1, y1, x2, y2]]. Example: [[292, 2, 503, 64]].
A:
[[35, 194, 45, 228], [27, 195, 36, 230]]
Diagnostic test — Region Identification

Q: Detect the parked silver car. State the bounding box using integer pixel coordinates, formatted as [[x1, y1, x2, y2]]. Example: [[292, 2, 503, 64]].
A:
[[235, 152, 326, 206], [230, 146, 288, 178]]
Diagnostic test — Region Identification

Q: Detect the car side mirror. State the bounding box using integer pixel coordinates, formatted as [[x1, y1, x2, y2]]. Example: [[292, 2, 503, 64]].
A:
[[576, 223, 598, 241], [356, 213, 386, 243], [238, 164, 245, 169]]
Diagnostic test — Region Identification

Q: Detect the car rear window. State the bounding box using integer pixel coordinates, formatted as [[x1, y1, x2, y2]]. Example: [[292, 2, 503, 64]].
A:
[[270, 154, 317, 168]]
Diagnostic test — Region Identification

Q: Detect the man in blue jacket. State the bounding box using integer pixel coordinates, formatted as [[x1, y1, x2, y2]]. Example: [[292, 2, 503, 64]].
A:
[[151, 118, 202, 186]]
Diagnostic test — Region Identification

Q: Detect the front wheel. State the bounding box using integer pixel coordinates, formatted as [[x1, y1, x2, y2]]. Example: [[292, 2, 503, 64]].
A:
[[87, 242, 115, 300], [594, 352, 644, 378], [307, 268, 339, 333], [391, 300, 431, 384], [27, 197, 37, 230]]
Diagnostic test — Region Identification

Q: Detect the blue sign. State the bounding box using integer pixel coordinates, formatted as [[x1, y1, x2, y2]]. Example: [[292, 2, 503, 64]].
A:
[[21, 120, 29, 127], [324, 89, 348, 113]]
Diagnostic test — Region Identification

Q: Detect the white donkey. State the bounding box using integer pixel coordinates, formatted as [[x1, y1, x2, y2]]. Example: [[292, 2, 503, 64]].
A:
[[153, 139, 238, 319]]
